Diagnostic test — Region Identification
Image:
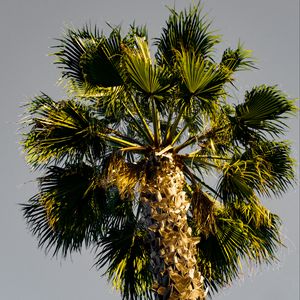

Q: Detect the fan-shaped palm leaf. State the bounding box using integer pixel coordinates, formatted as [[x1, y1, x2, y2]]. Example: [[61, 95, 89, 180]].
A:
[[155, 4, 220, 65], [54, 25, 123, 92], [22, 94, 107, 168], [124, 37, 170, 96], [176, 49, 228, 103], [233, 85, 296, 138], [22, 163, 108, 256], [95, 217, 152, 300]]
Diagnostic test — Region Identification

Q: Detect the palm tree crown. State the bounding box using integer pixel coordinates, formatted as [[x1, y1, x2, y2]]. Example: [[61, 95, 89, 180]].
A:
[[21, 4, 296, 300]]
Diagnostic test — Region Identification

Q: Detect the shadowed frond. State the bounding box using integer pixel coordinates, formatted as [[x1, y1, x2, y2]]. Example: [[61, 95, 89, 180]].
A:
[[22, 163, 108, 256], [95, 217, 152, 300], [240, 141, 295, 196], [54, 25, 123, 92], [217, 139, 295, 203]]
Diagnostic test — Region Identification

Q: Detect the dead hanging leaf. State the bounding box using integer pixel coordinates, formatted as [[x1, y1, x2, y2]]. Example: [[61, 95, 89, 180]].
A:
[[192, 187, 217, 236], [157, 286, 166, 295], [107, 154, 141, 199]]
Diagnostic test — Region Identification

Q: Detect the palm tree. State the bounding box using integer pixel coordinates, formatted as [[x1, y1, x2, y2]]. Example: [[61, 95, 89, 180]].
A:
[[21, 4, 296, 300]]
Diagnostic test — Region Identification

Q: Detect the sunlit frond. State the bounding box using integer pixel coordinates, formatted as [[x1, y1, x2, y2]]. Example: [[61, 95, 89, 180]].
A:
[[221, 43, 256, 72], [22, 94, 107, 168], [124, 37, 170, 96], [176, 49, 228, 105]]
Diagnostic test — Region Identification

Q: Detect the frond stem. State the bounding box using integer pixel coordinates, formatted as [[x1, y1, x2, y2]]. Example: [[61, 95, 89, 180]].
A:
[[151, 97, 161, 147], [130, 95, 155, 143]]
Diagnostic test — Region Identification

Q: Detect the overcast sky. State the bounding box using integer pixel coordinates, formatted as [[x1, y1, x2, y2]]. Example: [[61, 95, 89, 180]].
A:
[[0, 0, 299, 299]]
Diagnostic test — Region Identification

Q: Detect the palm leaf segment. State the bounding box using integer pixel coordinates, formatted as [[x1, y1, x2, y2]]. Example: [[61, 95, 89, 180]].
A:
[[21, 4, 296, 300]]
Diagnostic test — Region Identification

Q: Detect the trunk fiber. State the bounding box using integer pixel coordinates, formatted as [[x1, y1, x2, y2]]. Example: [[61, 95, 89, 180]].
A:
[[141, 153, 206, 300]]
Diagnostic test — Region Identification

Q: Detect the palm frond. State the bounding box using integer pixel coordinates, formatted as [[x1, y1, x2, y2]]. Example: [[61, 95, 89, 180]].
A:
[[124, 36, 170, 96], [176, 49, 228, 105], [233, 85, 297, 139], [155, 3, 220, 65], [22, 163, 108, 256], [22, 94, 107, 168], [95, 217, 153, 300], [217, 139, 295, 203], [54, 25, 123, 92], [240, 141, 295, 197], [125, 23, 149, 46], [221, 42, 256, 72], [217, 158, 257, 203], [197, 201, 282, 296]]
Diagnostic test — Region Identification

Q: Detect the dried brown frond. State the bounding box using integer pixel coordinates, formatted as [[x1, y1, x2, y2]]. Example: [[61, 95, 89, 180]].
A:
[[191, 187, 217, 237], [107, 154, 143, 199]]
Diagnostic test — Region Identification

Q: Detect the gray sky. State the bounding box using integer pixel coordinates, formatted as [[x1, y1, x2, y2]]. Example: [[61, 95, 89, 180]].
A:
[[0, 0, 299, 299]]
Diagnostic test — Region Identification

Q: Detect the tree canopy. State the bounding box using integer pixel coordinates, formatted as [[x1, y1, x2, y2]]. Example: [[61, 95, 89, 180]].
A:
[[21, 3, 297, 299]]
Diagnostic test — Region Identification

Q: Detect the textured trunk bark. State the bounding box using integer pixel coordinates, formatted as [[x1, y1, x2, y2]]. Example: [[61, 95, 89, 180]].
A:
[[141, 153, 206, 300]]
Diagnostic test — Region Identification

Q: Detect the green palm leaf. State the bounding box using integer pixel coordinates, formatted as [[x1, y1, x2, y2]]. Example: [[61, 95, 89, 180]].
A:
[[22, 163, 108, 256], [197, 201, 282, 296], [234, 85, 296, 137], [124, 36, 170, 96], [221, 43, 256, 72], [176, 49, 227, 100], [240, 141, 295, 196], [95, 217, 152, 300], [22, 94, 107, 168], [155, 4, 220, 65], [54, 25, 123, 91]]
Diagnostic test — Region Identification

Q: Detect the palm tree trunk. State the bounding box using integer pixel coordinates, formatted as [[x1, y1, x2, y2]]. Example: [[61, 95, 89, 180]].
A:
[[141, 153, 206, 300]]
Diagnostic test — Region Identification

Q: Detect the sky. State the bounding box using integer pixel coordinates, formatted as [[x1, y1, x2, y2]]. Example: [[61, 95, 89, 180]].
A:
[[0, 0, 299, 299]]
